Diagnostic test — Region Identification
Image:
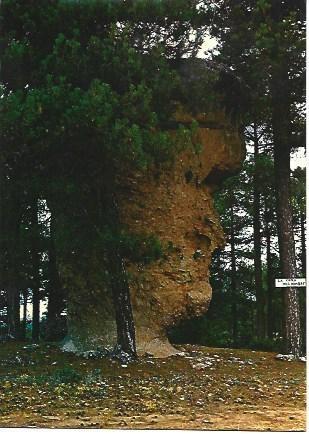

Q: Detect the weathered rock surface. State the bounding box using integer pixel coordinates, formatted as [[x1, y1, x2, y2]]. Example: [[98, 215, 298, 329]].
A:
[[120, 110, 244, 356], [63, 109, 245, 357]]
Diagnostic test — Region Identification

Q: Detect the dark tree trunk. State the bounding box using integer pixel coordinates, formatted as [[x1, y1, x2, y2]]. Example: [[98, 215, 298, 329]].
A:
[[265, 206, 274, 339], [230, 204, 238, 346], [20, 289, 28, 340], [253, 124, 265, 339], [272, 69, 301, 357], [0, 170, 5, 294], [30, 198, 40, 342], [14, 290, 20, 336], [6, 288, 20, 339], [299, 212, 306, 353], [108, 196, 137, 358], [4, 188, 21, 340], [300, 213, 306, 277], [108, 250, 137, 357], [46, 214, 65, 341]]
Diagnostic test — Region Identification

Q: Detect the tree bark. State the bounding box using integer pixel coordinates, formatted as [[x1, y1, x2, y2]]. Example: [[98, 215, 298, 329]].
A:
[[299, 212, 306, 352], [46, 213, 65, 341], [272, 69, 301, 357], [230, 204, 238, 346], [253, 124, 265, 340], [4, 186, 21, 340], [6, 288, 20, 338], [300, 212, 306, 277], [108, 196, 137, 358], [30, 198, 40, 342], [108, 250, 137, 357], [0, 170, 5, 295], [20, 289, 28, 340], [274, 144, 301, 356], [265, 205, 274, 339]]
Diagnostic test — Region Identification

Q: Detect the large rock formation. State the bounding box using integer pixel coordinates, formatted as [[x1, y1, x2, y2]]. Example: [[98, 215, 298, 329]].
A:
[[62, 108, 245, 357]]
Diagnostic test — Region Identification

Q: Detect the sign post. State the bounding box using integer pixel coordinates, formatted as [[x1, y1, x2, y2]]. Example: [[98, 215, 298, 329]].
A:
[[275, 278, 306, 288]]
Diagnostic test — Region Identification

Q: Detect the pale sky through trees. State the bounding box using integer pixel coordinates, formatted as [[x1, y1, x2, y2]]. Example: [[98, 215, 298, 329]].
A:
[[200, 36, 306, 171]]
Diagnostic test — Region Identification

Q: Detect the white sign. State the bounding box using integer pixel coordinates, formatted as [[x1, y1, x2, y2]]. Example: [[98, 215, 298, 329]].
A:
[[275, 278, 306, 288]]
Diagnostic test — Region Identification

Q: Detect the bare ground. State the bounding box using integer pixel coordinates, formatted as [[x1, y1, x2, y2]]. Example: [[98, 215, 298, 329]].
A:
[[0, 343, 306, 431]]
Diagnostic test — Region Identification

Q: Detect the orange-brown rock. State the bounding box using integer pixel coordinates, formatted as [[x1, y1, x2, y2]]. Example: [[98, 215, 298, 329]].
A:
[[62, 109, 245, 357], [118, 110, 244, 356]]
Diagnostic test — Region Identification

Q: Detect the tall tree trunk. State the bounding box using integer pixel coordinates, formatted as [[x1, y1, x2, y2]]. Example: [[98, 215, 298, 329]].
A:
[[4, 188, 21, 340], [108, 196, 137, 358], [0, 170, 5, 303], [46, 213, 65, 341], [20, 289, 28, 340], [230, 204, 238, 346], [300, 213, 306, 277], [30, 198, 40, 342], [6, 260, 20, 340], [299, 212, 306, 353], [253, 124, 265, 339], [6, 288, 20, 338], [108, 250, 137, 357], [265, 206, 274, 339], [272, 69, 301, 357], [14, 290, 20, 336]]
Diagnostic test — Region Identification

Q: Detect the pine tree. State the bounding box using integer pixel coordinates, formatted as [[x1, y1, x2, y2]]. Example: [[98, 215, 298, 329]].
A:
[[0, 0, 213, 355], [209, 0, 305, 357]]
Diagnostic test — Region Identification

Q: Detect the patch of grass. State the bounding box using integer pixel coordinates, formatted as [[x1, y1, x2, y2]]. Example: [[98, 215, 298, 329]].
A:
[[0, 367, 83, 386], [49, 367, 83, 384]]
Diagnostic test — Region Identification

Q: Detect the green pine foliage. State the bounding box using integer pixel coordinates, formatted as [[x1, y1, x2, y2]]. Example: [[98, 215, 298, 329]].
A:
[[0, 0, 219, 341]]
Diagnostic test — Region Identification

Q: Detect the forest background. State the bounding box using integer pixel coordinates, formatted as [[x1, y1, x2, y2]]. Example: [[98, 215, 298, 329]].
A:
[[0, 0, 306, 357]]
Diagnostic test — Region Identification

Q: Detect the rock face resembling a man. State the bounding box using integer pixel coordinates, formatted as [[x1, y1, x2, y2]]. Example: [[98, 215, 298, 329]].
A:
[[63, 105, 245, 357]]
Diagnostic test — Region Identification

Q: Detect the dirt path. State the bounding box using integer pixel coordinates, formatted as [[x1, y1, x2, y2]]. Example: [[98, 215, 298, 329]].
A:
[[101, 406, 305, 431], [1, 404, 305, 430], [0, 343, 306, 431]]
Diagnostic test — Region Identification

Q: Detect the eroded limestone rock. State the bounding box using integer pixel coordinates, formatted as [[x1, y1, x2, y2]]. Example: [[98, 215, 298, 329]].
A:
[[63, 109, 245, 357]]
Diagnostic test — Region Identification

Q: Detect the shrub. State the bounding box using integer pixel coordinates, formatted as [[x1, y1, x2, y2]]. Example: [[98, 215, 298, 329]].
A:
[[51, 367, 82, 384]]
